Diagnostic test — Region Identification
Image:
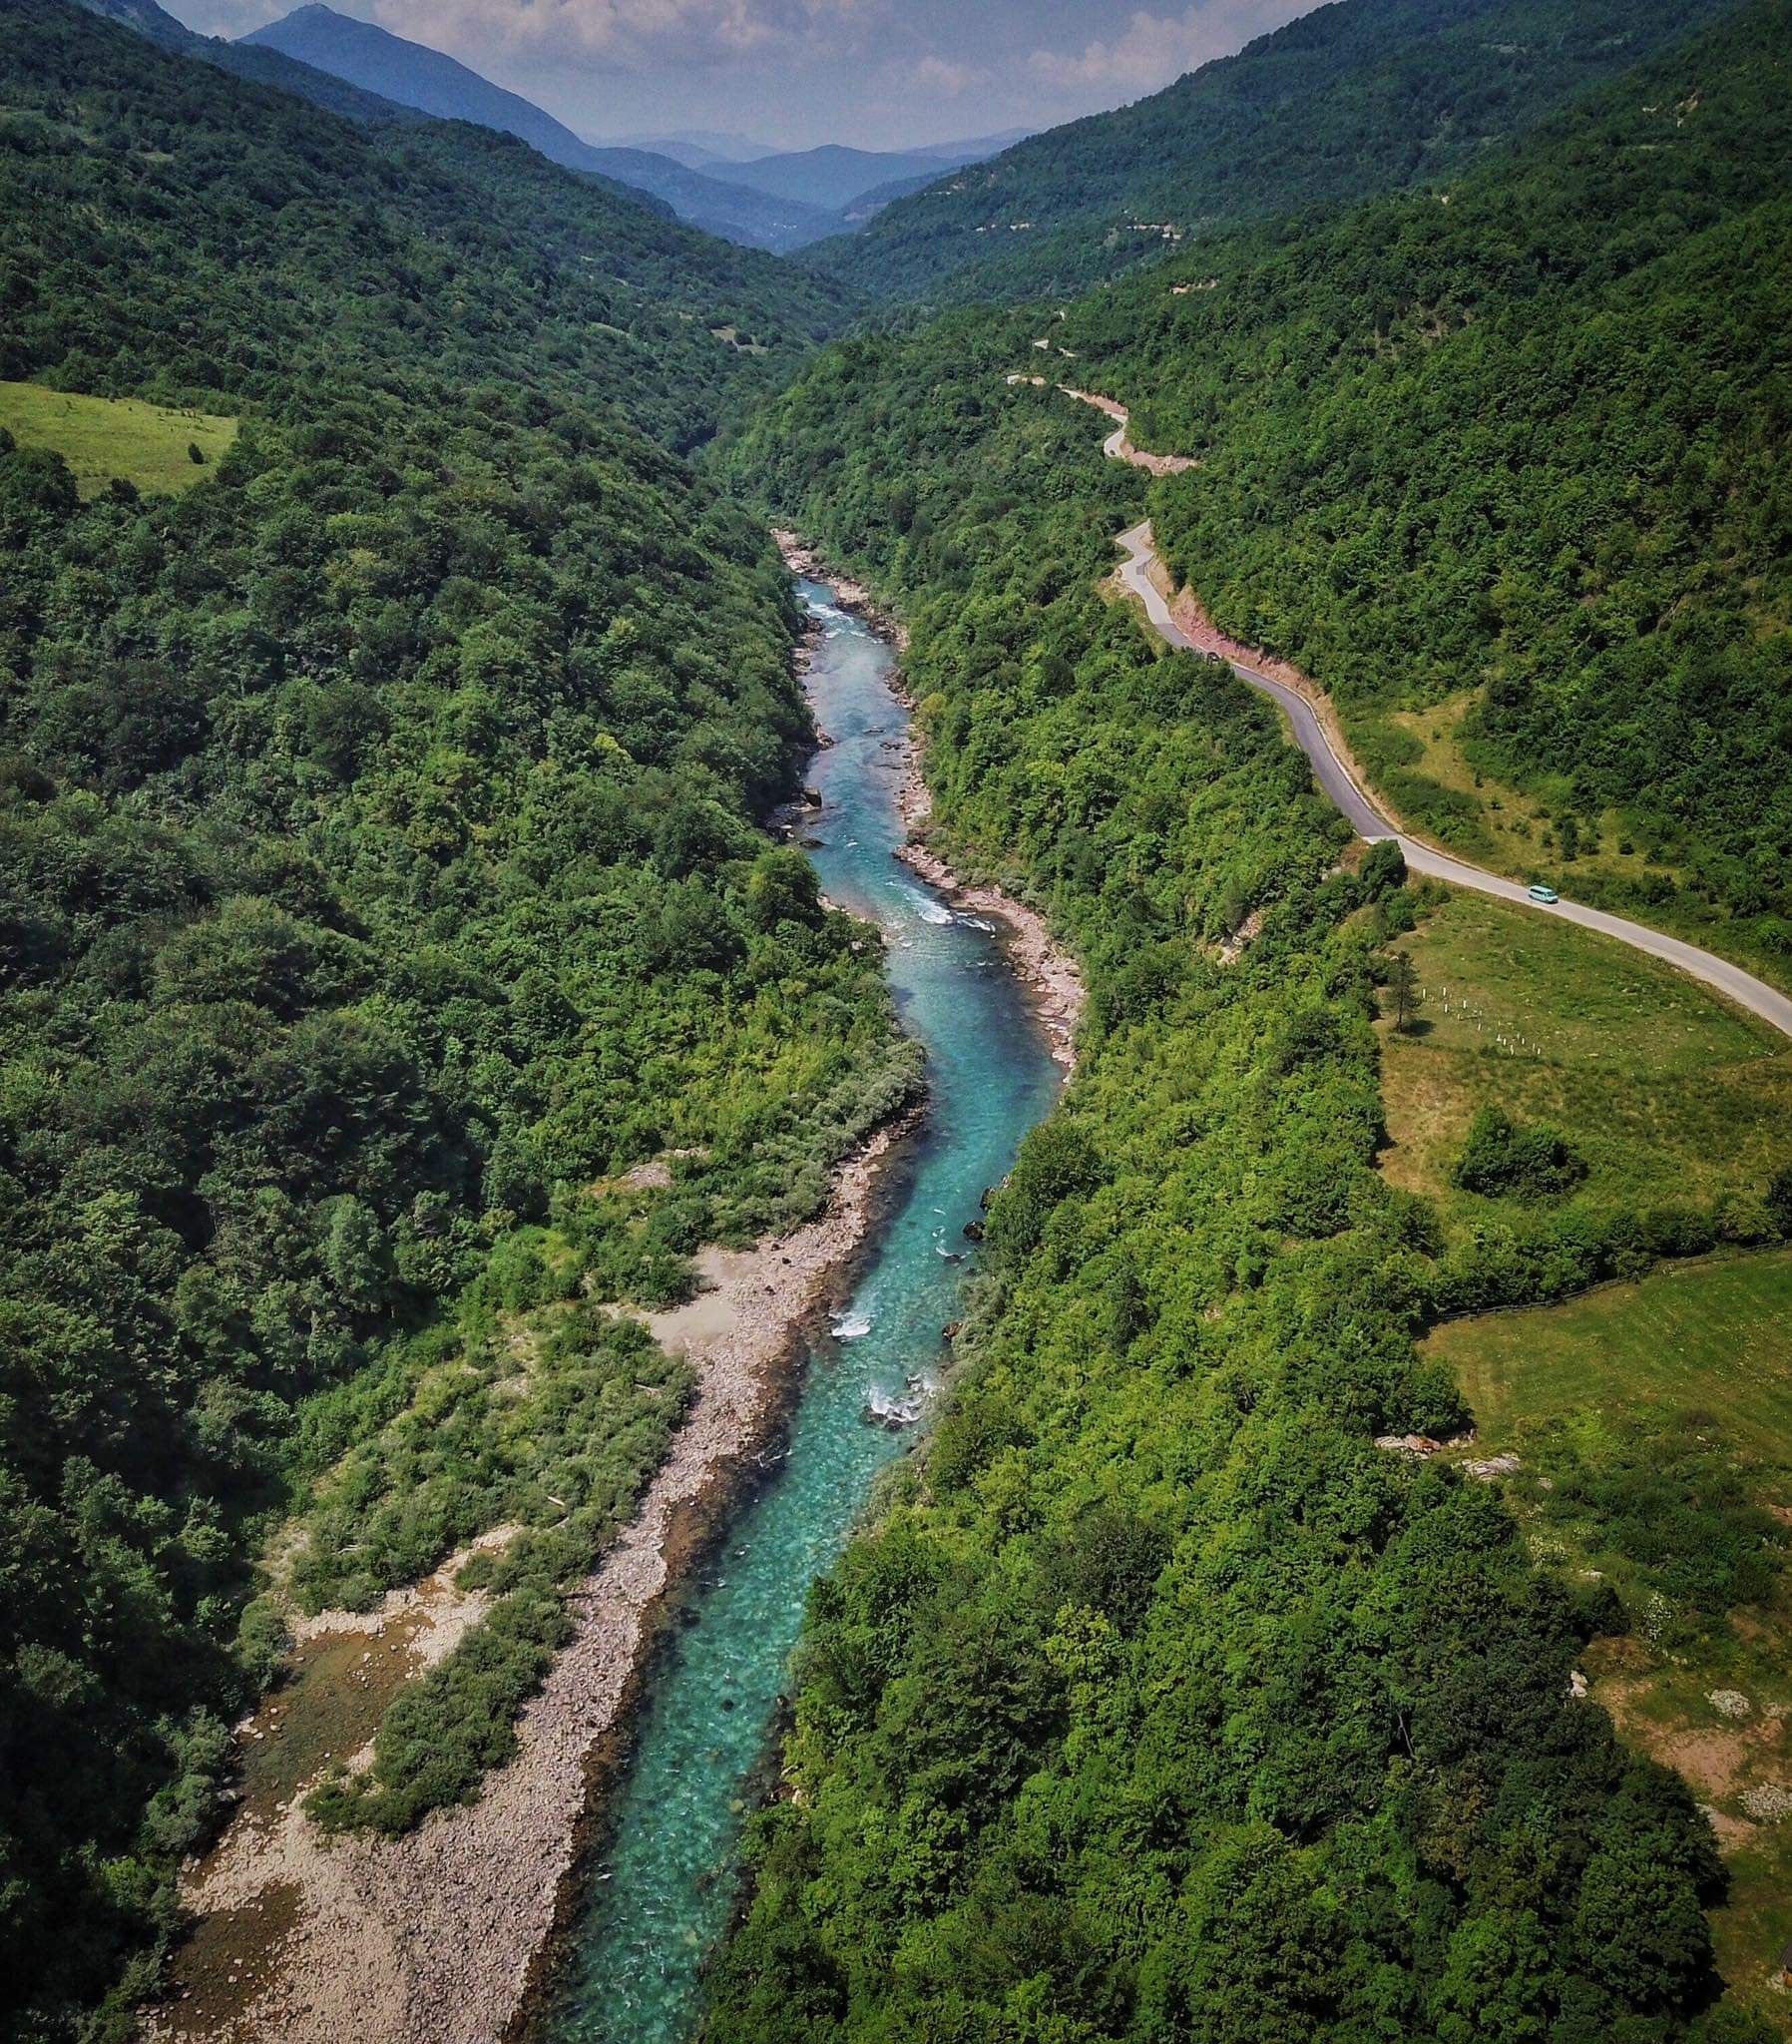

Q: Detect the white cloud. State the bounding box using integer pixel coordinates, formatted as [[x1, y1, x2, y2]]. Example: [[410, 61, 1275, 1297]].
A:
[[910, 51, 981, 97], [371, 0, 880, 68], [1029, 1, 1287, 96]]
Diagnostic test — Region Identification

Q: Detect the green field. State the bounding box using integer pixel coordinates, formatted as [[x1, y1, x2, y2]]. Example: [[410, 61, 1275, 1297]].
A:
[[1380, 886, 1792, 1221], [0, 379, 237, 496], [1426, 1251, 1792, 2029], [1434, 1251, 1792, 1468]]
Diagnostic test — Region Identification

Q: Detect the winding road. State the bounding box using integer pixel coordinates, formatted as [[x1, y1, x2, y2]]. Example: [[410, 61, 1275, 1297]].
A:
[[1071, 395, 1792, 1041]]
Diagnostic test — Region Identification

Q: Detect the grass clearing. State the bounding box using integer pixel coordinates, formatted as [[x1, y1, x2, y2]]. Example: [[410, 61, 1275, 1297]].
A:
[[0, 379, 236, 496], [1425, 1252, 1792, 2030], [1435, 1252, 1792, 1470], [1359, 691, 1666, 886], [1379, 886, 1792, 1223], [1354, 692, 1792, 994]]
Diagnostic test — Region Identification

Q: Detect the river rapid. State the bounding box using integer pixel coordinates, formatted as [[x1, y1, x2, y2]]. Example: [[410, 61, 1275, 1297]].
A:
[[539, 582, 1065, 2042]]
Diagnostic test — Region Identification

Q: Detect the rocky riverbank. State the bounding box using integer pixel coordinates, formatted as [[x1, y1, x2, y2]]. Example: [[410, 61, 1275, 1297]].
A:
[[150, 1108, 920, 2044], [773, 527, 911, 651], [775, 528, 1085, 1074], [895, 812, 1084, 1076]]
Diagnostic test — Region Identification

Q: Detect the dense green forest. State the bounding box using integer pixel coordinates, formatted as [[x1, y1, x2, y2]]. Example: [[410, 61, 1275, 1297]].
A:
[[8, 0, 1791, 2032], [812, 0, 1735, 304], [2, 0, 851, 450], [1028, 0, 1792, 953], [0, 5, 905, 2036], [700, 24, 1792, 2026]]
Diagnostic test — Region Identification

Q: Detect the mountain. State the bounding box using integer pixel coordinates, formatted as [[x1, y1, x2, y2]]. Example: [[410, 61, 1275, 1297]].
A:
[[909, 127, 1033, 161], [1067, 0, 1792, 957], [698, 6, 1792, 2039], [615, 128, 774, 167], [75, 0, 443, 124], [812, 0, 1743, 300], [838, 168, 951, 226], [0, 5, 890, 2031], [240, 3, 840, 250], [701, 139, 1006, 215]]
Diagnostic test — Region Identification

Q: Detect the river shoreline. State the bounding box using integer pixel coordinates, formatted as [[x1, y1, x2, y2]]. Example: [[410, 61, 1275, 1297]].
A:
[[537, 540, 1073, 2040], [151, 1104, 924, 2044], [154, 541, 1082, 2044], [775, 528, 1085, 1075], [146, 554, 948, 2044]]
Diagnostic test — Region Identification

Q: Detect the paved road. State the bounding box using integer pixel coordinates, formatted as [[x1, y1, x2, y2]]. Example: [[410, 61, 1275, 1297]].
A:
[[1113, 517, 1792, 1041]]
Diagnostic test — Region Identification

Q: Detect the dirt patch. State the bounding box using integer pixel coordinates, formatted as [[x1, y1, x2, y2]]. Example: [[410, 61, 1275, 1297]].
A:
[[236, 1618, 429, 1823], [161, 1882, 300, 2040], [1597, 1661, 1789, 1809]]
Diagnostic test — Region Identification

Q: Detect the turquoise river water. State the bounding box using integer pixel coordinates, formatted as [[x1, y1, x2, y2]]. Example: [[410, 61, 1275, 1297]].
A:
[[541, 583, 1064, 2042]]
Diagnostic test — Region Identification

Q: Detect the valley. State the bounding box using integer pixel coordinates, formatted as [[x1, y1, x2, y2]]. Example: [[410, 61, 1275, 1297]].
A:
[[3, 0, 1791, 2040]]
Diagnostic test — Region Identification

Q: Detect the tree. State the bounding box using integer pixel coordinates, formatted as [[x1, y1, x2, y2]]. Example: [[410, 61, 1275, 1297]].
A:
[[1386, 951, 1424, 1032], [1452, 1106, 1587, 1198]]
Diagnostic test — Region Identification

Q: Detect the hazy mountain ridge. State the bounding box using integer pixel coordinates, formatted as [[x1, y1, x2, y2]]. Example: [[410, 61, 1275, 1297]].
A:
[[697, 138, 1020, 214], [240, 2, 840, 249]]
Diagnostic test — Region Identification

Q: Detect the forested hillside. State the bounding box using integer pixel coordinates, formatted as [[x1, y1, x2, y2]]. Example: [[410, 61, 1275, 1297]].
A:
[[0, 5, 902, 2036], [706, 271, 1782, 2042], [813, 0, 1736, 303], [238, 2, 844, 252], [4, 0, 851, 450], [1029, 0, 1792, 964]]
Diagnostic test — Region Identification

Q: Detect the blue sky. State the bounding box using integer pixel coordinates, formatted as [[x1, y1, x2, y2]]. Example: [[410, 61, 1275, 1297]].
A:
[[162, 0, 1317, 150]]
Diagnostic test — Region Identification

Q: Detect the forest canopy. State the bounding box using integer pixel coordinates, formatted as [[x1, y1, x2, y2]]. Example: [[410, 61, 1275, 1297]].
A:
[[700, 10, 1792, 2027], [0, 5, 901, 2036]]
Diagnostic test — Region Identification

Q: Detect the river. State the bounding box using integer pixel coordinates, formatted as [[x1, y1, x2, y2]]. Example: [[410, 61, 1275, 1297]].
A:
[[539, 582, 1065, 2042]]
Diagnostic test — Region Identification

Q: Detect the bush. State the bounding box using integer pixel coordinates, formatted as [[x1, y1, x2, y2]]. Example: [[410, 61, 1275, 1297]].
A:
[[1452, 1106, 1587, 1199]]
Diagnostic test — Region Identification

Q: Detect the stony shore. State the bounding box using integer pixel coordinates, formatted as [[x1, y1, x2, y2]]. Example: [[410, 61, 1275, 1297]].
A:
[[150, 532, 1080, 2044], [777, 526, 1085, 1075], [772, 527, 911, 651], [151, 1109, 919, 2044], [895, 796, 1084, 1074]]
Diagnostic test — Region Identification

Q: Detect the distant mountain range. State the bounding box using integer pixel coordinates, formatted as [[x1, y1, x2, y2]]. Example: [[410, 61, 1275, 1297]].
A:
[[617, 129, 1029, 175], [694, 139, 1026, 215], [232, 5, 1022, 247], [614, 130, 776, 170], [238, 4, 838, 250]]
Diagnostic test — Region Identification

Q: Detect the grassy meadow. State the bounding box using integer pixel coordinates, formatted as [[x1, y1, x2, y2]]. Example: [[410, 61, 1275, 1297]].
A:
[[0, 380, 237, 496], [1401, 890, 1792, 2028], [1426, 1252, 1792, 2029], [1379, 886, 1792, 1224]]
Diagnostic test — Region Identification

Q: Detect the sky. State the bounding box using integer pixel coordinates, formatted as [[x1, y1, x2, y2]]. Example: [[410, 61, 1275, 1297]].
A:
[[160, 0, 1318, 152]]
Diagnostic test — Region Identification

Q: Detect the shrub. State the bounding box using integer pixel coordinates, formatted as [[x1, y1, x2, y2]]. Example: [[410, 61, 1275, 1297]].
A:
[[1452, 1106, 1586, 1199]]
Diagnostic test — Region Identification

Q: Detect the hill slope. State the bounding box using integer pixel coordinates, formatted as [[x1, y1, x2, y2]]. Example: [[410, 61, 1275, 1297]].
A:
[[0, 4, 898, 2037], [1053, 0, 1792, 968], [243, 1, 840, 249], [813, 0, 1740, 301], [10, 2, 851, 449], [691, 6, 1792, 2038]]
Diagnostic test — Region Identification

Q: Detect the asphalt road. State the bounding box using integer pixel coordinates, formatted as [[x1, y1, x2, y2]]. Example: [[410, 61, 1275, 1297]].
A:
[[1113, 516, 1792, 1041]]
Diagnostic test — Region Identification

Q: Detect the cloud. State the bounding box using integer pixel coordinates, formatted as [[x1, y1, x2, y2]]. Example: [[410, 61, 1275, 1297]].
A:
[[1029, 1, 1287, 96], [909, 52, 982, 97], [368, 0, 881, 68]]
